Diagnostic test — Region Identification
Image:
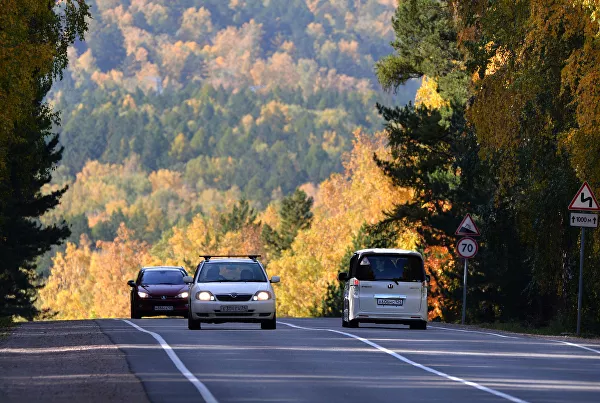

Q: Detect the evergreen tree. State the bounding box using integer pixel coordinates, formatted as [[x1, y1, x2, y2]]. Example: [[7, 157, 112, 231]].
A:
[[373, 0, 494, 321], [0, 0, 90, 319], [262, 189, 314, 257], [219, 199, 258, 235]]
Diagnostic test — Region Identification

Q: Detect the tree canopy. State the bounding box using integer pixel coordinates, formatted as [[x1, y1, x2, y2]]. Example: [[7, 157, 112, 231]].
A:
[[0, 0, 90, 319]]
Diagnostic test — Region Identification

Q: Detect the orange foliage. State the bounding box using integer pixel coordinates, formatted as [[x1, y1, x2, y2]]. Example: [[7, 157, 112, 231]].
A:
[[40, 225, 155, 319]]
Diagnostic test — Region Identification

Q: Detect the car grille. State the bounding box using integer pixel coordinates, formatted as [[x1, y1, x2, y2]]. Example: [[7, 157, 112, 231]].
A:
[[215, 294, 252, 302]]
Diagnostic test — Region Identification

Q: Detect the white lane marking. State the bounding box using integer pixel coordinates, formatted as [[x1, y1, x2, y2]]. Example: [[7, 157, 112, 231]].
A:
[[280, 321, 528, 403], [122, 320, 218, 403], [556, 340, 600, 355], [430, 325, 520, 339], [430, 324, 600, 355]]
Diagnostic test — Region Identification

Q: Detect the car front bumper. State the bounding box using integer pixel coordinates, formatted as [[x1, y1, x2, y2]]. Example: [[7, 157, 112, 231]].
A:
[[136, 298, 188, 316], [190, 299, 275, 322]]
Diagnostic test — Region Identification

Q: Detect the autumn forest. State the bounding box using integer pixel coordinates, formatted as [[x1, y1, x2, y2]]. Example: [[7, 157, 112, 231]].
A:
[[3, 0, 600, 334]]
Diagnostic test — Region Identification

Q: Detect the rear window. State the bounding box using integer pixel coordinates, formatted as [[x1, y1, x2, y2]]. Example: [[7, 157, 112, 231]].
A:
[[141, 270, 185, 285], [198, 262, 267, 283], [355, 254, 424, 282]]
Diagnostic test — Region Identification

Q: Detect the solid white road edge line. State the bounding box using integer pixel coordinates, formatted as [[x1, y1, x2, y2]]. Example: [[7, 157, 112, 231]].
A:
[[431, 324, 600, 355], [279, 321, 528, 403], [430, 325, 520, 339], [122, 320, 219, 403], [556, 340, 600, 355]]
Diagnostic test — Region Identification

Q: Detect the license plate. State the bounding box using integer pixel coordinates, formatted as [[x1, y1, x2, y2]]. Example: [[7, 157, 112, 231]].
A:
[[377, 298, 404, 306], [220, 305, 249, 312], [154, 306, 174, 311]]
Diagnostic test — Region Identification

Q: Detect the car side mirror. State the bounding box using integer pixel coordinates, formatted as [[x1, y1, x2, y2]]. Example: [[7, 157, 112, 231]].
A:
[[338, 272, 348, 281], [426, 275, 431, 283], [127, 280, 136, 288], [270, 276, 280, 283], [183, 276, 193, 284]]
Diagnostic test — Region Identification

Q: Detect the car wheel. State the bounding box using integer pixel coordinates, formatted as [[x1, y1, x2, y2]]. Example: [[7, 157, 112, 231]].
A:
[[130, 304, 141, 319], [347, 319, 359, 328], [409, 321, 427, 330], [342, 319, 349, 328], [261, 313, 276, 330], [188, 313, 201, 330]]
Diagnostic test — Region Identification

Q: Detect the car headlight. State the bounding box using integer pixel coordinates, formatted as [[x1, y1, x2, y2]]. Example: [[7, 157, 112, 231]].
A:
[[176, 291, 189, 299], [253, 291, 271, 301], [196, 291, 215, 301], [137, 291, 150, 298]]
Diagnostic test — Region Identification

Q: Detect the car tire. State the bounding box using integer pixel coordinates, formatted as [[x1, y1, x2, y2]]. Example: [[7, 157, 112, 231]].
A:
[[188, 314, 201, 330], [409, 321, 427, 330], [261, 313, 277, 330], [342, 319, 349, 328], [130, 304, 141, 319], [347, 319, 359, 328]]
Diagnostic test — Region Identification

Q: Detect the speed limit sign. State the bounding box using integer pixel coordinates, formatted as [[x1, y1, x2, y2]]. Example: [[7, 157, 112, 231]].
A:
[[457, 237, 478, 258]]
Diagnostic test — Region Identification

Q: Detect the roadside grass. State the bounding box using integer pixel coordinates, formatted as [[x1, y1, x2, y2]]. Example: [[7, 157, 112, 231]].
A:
[[0, 316, 14, 340]]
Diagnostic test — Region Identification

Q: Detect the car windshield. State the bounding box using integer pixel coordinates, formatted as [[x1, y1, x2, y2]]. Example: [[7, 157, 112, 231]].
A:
[[198, 262, 267, 282], [355, 255, 424, 282], [140, 270, 185, 285]]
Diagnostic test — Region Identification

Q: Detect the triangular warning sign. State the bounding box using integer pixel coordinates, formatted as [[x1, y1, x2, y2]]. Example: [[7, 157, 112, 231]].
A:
[[455, 214, 480, 236], [569, 182, 600, 211]]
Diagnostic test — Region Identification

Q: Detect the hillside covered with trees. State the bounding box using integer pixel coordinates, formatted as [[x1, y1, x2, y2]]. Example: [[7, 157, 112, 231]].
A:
[[50, 0, 416, 202], [38, 0, 419, 274]]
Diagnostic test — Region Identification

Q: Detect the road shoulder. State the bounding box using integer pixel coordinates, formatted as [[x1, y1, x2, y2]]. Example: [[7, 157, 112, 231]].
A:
[[0, 320, 149, 403]]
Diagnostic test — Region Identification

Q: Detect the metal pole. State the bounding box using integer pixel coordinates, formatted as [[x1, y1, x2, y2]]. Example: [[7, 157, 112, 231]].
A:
[[577, 227, 585, 336], [462, 258, 467, 325]]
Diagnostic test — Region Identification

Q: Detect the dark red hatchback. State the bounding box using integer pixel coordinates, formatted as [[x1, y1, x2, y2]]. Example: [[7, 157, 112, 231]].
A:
[[127, 266, 190, 319]]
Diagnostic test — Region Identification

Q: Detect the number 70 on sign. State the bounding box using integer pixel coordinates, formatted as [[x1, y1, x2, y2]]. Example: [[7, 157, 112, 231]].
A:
[[457, 237, 478, 258]]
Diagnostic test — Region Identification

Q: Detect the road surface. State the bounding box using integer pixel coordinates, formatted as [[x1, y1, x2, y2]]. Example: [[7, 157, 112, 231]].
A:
[[94, 318, 600, 403]]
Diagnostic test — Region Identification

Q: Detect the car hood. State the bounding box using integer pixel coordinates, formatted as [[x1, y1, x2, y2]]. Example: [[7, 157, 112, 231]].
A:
[[193, 282, 270, 294], [139, 284, 187, 296]]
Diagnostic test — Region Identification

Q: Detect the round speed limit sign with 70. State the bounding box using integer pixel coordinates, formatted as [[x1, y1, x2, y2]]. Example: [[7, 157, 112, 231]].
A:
[[457, 237, 478, 259]]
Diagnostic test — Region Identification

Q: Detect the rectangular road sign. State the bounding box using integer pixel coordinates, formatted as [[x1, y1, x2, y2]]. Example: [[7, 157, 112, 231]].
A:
[[570, 212, 598, 228]]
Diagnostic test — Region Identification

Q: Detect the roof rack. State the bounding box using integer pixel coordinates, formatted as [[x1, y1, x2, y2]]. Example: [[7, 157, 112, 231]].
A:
[[200, 254, 261, 261]]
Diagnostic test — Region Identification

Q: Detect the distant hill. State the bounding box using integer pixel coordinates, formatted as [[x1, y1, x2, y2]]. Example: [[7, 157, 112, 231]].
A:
[[50, 0, 417, 207]]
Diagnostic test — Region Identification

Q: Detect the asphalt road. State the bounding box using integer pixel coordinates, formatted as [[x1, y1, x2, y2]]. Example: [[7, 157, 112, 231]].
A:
[[97, 318, 600, 403]]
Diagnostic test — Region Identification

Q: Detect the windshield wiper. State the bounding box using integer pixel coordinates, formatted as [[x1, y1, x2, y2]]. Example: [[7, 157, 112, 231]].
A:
[[379, 278, 401, 285]]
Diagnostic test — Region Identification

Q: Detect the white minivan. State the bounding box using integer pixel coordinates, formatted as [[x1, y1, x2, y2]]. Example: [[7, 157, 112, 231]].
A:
[[338, 248, 428, 329]]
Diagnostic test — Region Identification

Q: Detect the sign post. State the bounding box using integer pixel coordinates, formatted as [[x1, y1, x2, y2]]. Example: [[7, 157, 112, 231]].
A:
[[568, 181, 600, 336], [456, 215, 480, 325]]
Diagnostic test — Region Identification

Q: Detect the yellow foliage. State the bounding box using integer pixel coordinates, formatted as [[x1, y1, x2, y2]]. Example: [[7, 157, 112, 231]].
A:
[[257, 204, 280, 229], [415, 76, 449, 109], [270, 130, 416, 317], [40, 225, 155, 319], [90, 225, 153, 318], [177, 7, 213, 42], [39, 237, 94, 319]]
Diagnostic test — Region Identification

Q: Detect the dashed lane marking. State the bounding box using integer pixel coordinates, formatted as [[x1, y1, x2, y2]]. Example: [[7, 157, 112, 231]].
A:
[[279, 321, 528, 403]]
